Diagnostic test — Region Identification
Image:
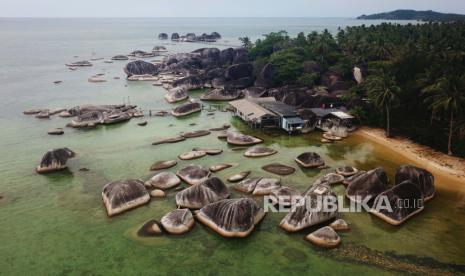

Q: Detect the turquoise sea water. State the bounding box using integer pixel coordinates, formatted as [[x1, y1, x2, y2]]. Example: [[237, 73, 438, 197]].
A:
[[0, 18, 464, 275]]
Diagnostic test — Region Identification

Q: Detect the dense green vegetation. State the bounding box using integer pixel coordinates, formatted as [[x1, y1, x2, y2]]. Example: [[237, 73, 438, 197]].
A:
[[357, 9, 465, 21], [239, 22, 465, 157]]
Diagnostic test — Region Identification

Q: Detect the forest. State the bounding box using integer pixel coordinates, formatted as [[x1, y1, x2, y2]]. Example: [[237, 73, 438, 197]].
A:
[[239, 22, 465, 157]]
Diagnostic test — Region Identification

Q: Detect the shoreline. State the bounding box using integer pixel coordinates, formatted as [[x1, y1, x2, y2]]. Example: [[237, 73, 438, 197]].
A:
[[353, 127, 465, 191]]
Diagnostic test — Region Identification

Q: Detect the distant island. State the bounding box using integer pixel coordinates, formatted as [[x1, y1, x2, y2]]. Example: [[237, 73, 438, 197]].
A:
[[357, 9, 465, 21]]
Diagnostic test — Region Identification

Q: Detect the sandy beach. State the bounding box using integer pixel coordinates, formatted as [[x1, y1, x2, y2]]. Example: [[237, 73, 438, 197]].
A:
[[354, 127, 465, 191]]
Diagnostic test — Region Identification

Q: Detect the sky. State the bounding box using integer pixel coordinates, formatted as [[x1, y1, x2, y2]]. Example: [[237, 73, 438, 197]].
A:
[[1, 0, 465, 17]]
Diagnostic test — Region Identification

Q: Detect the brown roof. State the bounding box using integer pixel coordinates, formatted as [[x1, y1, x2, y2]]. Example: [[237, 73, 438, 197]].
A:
[[229, 98, 276, 121]]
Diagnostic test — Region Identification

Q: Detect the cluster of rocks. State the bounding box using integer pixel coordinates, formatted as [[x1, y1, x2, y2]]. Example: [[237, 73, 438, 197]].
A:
[[159, 32, 221, 42]]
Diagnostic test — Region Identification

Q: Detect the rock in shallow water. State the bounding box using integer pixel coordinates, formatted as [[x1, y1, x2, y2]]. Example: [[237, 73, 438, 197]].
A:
[[124, 60, 159, 77], [227, 171, 251, 183], [345, 167, 389, 204], [336, 166, 358, 177], [395, 164, 435, 201], [102, 179, 150, 216], [305, 226, 341, 248], [137, 220, 164, 237], [176, 165, 210, 185], [196, 198, 265, 238], [175, 177, 229, 209], [161, 209, 195, 235], [209, 163, 234, 173], [262, 163, 296, 176], [280, 184, 337, 232], [178, 150, 207, 160], [150, 160, 177, 171], [295, 152, 325, 168], [47, 128, 64, 135], [150, 189, 166, 198], [329, 219, 350, 231], [36, 148, 76, 173], [244, 146, 277, 157], [369, 180, 424, 225], [227, 132, 262, 146], [171, 102, 202, 117], [152, 135, 186, 145], [145, 172, 181, 190]]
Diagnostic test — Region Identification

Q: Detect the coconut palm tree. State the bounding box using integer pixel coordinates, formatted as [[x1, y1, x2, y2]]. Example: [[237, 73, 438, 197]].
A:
[[422, 75, 465, 155], [365, 68, 401, 137]]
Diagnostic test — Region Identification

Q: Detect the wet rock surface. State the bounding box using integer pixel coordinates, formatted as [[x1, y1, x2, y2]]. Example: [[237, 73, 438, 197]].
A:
[[175, 177, 229, 209], [36, 148, 76, 173]]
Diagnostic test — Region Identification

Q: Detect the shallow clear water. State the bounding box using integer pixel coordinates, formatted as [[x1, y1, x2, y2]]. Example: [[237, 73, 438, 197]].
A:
[[0, 18, 464, 275]]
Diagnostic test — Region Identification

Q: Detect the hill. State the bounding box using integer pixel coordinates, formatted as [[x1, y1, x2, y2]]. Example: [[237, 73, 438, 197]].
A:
[[357, 9, 465, 21]]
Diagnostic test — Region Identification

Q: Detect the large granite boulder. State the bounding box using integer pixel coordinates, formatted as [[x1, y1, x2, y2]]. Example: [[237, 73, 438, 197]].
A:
[[224, 63, 254, 80], [173, 75, 204, 90], [204, 68, 225, 80], [268, 186, 301, 207], [211, 77, 226, 89], [200, 88, 241, 101], [295, 152, 325, 168], [210, 32, 221, 39], [254, 63, 275, 88], [161, 209, 195, 234], [234, 177, 262, 193], [280, 184, 337, 232], [262, 163, 296, 176], [176, 165, 210, 185], [171, 102, 201, 117], [175, 177, 229, 209], [346, 167, 389, 204], [196, 198, 265, 238], [395, 165, 435, 201], [336, 166, 358, 177], [370, 181, 424, 225], [36, 148, 76, 173], [224, 77, 255, 90], [102, 179, 150, 216], [233, 48, 249, 64], [241, 86, 266, 98], [219, 48, 235, 65], [164, 86, 188, 103], [124, 60, 159, 77], [103, 111, 131, 124]]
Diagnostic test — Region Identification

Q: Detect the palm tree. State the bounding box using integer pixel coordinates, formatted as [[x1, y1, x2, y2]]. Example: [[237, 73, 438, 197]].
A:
[[365, 68, 401, 137], [239, 37, 253, 50], [422, 75, 465, 155]]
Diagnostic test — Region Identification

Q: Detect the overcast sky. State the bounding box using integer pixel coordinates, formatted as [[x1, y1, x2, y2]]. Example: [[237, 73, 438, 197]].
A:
[[1, 0, 465, 17]]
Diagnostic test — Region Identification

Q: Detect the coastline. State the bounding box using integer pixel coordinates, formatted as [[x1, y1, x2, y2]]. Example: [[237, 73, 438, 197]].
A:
[[353, 127, 465, 191]]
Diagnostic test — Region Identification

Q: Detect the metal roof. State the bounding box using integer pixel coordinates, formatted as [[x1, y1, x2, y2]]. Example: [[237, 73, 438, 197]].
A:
[[330, 111, 354, 119], [229, 98, 276, 121], [307, 107, 350, 118], [285, 117, 305, 124], [259, 101, 299, 117]]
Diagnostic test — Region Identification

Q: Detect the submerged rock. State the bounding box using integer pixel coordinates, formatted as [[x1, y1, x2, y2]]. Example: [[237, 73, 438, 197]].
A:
[[124, 60, 159, 77], [111, 55, 129, 61], [137, 220, 164, 237], [280, 184, 337, 232], [209, 163, 234, 173], [336, 166, 358, 177], [137, 121, 147, 126], [171, 102, 202, 117], [227, 132, 262, 146], [145, 172, 181, 190], [161, 209, 195, 235], [102, 179, 150, 216], [329, 219, 350, 231], [227, 171, 251, 183], [164, 86, 188, 103], [244, 146, 277, 157], [47, 128, 64, 135], [150, 160, 177, 171], [196, 198, 265, 238], [346, 167, 389, 204], [395, 165, 435, 201], [176, 165, 211, 185], [181, 130, 210, 138], [175, 177, 229, 209], [262, 163, 296, 176], [66, 60, 92, 67], [152, 135, 186, 145], [36, 148, 76, 173], [370, 181, 424, 226], [295, 152, 325, 168], [305, 226, 341, 248], [178, 150, 207, 160]]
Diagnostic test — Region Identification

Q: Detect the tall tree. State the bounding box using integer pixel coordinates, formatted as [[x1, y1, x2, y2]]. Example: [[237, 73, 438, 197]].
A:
[[422, 75, 465, 155], [365, 68, 401, 137]]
